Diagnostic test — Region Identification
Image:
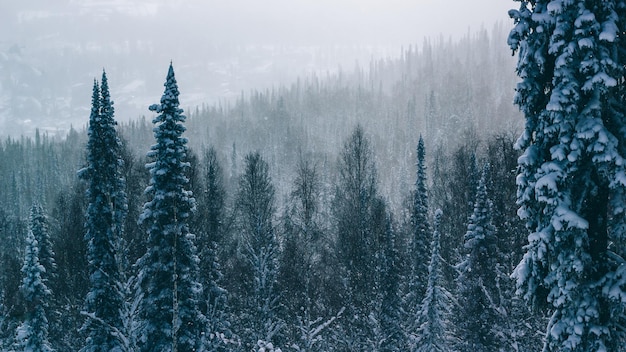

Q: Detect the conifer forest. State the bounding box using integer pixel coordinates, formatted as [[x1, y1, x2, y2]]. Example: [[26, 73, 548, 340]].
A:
[[2, 1, 626, 351]]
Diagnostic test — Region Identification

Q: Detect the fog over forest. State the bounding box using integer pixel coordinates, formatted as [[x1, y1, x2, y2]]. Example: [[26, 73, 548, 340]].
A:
[[0, 0, 513, 137]]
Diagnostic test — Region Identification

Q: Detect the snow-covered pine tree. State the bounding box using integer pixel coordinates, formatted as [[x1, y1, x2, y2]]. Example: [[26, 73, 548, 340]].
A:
[[199, 147, 226, 246], [15, 230, 54, 352], [50, 182, 89, 350], [455, 163, 502, 351], [29, 203, 56, 287], [377, 212, 408, 352], [234, 152, 283, 350], [407, 135, 431, 318], [137, 64, 205, 352], [79, 71, 128, 352], [484, 134, 545, 351], [411, 209, 453, 352], [509, 1, 626, 350], [27, 202, 57, 350]]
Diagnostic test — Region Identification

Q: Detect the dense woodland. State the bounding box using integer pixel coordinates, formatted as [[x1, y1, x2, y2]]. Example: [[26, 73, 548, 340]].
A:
[[1, 15, 616, 350]]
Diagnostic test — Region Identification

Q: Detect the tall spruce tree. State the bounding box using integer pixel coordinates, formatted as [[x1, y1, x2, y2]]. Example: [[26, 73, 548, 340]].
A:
[[509, 1, 626, 350], [455, 164, 502, 351], [27, 203, 56, 350], [29, 203, 56, 287], [80, 71, 128, 352], [411, 209, 453, 352], [137, 64, 205, 352], [15, 230, 54, 352], [377, 212, 408, 352], [407, 135, 431, 316]]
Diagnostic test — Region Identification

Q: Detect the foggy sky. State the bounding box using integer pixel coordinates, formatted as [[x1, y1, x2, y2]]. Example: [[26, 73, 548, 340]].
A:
[[0, 0, 516, 137], [4, 0, 515, 46]]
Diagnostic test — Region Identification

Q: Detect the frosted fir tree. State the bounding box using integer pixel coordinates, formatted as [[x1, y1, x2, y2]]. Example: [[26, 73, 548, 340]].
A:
[[15, 230, 54, 352], [79, 71, 128, 352], [137, 64, 205, 352], [407, 135, 431, 317], [455, 164, 502, 351], [411, 209, 453, 352], [509, 1, 626, 350], [234, 152, 283, 350], [29, 203, 56, 286], [377, 213, 408, 352]]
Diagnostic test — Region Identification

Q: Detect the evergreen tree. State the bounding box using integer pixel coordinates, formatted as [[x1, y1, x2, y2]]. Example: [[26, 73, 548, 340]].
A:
[[29, 203, 56, 286], [485, 133, 545, 351], [509, 1, 626, 350], [200, 147, 226, 245], [24, 203, 56, 350], [118, 140, 149, 266], [15, 230, 54, 352], [411, 209, 453, 352], [50, 182, 89, 350], [377, 212, 408, 352], [407, 135, 431, 316], [79, 71, 128, 352], [455, 164, 502, 351], [234, 152, 283, 350], [137, 64, 205, 352]]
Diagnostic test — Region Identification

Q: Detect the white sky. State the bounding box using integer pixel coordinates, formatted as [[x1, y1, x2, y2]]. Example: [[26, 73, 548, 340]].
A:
[[177, 0, 516, 45], [4, 0, 517, 46]]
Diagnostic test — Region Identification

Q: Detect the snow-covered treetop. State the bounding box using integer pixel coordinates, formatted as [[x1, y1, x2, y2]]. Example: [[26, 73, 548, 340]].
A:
[[148, 63, 184, 121]]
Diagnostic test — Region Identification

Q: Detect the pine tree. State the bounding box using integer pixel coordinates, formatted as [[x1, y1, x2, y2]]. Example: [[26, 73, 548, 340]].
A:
[[50, 182, 89, 350], [137, 64, 205, 352], [407, 135, 431, 316], [29, 203, 56, 286], [200, 147, 226, 245], [455, 164, 502, 351], [509, 1, 626, 350], [411, 209, 453, 352], [377, 212, 408, 352], [15, 230, 54, 352], [79, 71, 128, 352], [485, 133, 544, 351], [234, 152, 283, 350]]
